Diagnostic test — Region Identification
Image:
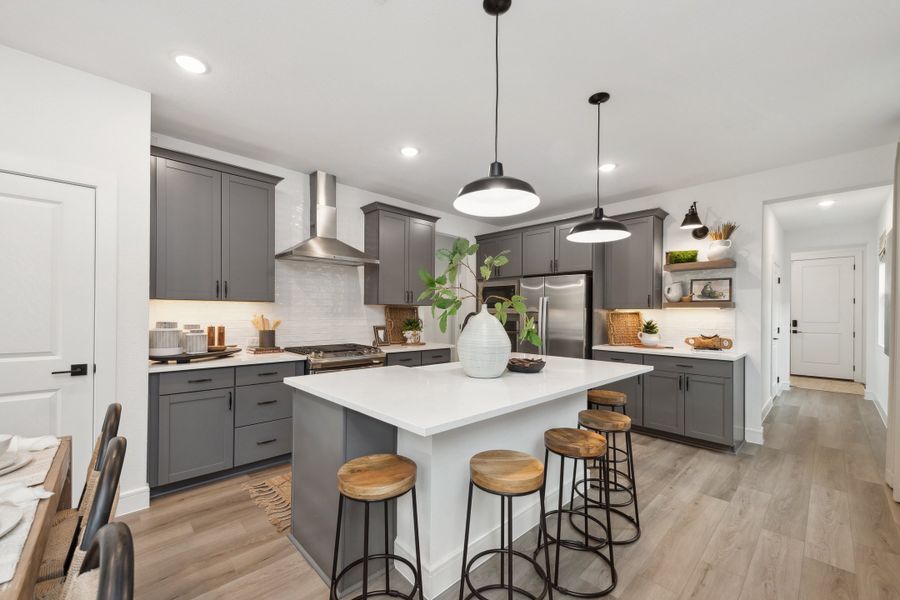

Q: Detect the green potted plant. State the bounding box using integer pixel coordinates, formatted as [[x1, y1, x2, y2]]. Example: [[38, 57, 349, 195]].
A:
[[401, 317, 423, 345], [418, 238, 540, 378], [637, 319, 660, 347]]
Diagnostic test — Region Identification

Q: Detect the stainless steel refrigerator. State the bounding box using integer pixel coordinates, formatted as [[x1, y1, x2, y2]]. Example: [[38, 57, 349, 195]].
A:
[[518, 274, 590, 358]]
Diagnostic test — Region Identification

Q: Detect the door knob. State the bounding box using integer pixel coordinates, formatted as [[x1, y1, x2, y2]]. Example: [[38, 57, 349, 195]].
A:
[[51, 363, 88, 376]]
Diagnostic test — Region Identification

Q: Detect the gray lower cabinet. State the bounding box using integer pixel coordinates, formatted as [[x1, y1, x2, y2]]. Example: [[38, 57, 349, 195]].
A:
[[592, 350, 744, 449], [149, 360, 304, 488], [151, 148, 282, 302], [385, 348, 451, 367], [362, 203, 438, 306], [157, 388, 234, 484]]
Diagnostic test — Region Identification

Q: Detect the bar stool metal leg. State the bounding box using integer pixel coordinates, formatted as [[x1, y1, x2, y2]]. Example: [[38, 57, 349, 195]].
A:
[[458, 482, 474, 600]]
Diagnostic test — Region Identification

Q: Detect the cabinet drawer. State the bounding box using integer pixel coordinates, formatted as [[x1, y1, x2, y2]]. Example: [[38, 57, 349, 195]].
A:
[[386, 351, 422, 367], [592, 350, 644, 365], [421, 348, 451, 365], [158, 368, 234, 395], [643, 355, 732, 378], [234, 419, 292, 466], [236, 362, 296, 386], [235, 382, 292, 427]]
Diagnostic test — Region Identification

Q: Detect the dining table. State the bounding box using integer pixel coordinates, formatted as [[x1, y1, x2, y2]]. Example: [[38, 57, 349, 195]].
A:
[[0, 437, 72, 600]]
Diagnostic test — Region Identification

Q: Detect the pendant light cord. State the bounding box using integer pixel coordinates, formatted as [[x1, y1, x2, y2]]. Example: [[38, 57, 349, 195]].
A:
[[494, 14, 500, 164], [595, 102, 601, 210]]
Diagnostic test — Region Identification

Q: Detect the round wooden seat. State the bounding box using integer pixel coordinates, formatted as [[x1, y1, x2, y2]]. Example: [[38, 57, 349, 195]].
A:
[[587, 389, 627, 407], [337, 454, 417, 501], [544, 428, 607, 459], [579, 409, 632, 432], [470, 450, 544, 495]]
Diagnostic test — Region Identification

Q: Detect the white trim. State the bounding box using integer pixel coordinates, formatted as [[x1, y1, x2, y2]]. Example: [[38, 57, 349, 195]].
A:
[[745, 426, 764, 445], [114, 485, 151, 517], [790, 246, 866, 384], [868, 395, 888, 427]]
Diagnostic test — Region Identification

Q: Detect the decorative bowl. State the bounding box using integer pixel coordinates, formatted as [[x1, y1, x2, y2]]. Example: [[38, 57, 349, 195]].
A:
[[507, 358, 546, 374]]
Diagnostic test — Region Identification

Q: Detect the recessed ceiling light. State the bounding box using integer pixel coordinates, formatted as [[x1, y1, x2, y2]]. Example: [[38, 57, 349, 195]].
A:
[[598, 163, 617, 173], [174, 54, 208, 74], [400, 146, 420, 158], [818, 199, 835, 208]]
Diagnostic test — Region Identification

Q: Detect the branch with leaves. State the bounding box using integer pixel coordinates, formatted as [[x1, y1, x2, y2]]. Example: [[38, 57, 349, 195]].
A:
[[417, 238, 542, 347]]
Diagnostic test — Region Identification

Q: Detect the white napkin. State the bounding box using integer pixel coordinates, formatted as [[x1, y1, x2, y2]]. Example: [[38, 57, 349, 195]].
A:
[[0, 483, 53, 507], [8, 436, 58, 453]]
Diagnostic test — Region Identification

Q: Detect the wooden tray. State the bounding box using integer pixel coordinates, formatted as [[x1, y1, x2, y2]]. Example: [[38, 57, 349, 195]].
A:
[[607, 311, 642, 346], [384, 306, 419, 345], [150, 348, 242, 364]]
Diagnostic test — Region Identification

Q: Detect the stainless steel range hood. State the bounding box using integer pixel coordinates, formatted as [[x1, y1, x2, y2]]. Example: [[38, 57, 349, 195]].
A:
[[275, 171, 379, 266]]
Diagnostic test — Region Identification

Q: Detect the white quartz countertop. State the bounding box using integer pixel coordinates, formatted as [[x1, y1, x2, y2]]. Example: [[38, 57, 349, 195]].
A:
[[592, 344, 747, 361], [284, 355, 651, 437], [149, 350, 306, 373], [379, 343, 454, 354]]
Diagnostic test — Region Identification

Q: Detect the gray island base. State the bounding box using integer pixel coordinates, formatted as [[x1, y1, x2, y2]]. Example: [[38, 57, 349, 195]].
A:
[[284, 356, 651, 598]]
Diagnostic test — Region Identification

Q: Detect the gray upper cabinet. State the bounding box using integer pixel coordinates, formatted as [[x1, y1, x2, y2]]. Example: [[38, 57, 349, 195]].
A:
[[222, 174, 275, 301], [151, 159, 222, 300], [150, 147, 282, 302], [603, 209, 667, 309], [477, 232, 522, 279], [554, 220, 593, 273], [362, 203, 438, 306], [522, 227, 555, 276]]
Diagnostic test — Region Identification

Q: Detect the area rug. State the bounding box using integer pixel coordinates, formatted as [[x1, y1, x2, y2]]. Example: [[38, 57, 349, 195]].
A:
[[790, 375, 864, 396], [244, 473, 292, 532]]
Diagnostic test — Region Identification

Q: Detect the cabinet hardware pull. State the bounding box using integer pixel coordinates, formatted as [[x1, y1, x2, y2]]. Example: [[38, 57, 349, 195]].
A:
[[675, 364, 693, 369], [256, 438, 277, 445], [188, 378, 213, 384], [216, 280, 220, 298], [257, 371, 279, 376], [609, 358, 625, 362], [685, 376, 690, 391], [638, 375, 641, 386], [224, 280, 228, 298], [228, 391, 232, 411], [431, 354, 443, 358], [678, 375, 682, 390], [398, 358, 411, 362], [647, 294, 651, 307], [257, 400, 278, 406], [550, 259, 554, 272]]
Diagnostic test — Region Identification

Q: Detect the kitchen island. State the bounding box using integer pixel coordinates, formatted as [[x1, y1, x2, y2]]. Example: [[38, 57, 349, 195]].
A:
[[283, 355, 651, 598]]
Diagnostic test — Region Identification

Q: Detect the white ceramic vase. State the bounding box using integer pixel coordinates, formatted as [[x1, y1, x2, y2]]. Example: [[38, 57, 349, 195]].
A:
[[457, 306, 511, 378], [707, 239, 733, 261]]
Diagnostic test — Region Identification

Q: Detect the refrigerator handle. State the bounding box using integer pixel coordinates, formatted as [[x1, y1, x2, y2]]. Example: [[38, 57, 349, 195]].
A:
[[541, 296, 549, 355]]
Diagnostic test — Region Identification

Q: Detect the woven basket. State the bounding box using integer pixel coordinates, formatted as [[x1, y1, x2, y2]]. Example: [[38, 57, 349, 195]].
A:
[[384, 306, 419, 345], [607, 311, 642, 346]]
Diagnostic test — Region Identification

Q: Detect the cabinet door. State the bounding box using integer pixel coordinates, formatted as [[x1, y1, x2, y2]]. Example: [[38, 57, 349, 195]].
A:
[[158, 388, 234, 485], [522, 227, 556, 275], [604, 216, 655, 309], [555, 220, 593, 273], [153, 158, 222, 300], [476, 237, 500, 279], [642, 369, 683, 434], [407, 217, 435, 305], [493, 232, 523, 278], [377, 212, 409, 305], [592, 351, 643, 426], [222, 174, 275, 301], [684, 374, 733, 445]]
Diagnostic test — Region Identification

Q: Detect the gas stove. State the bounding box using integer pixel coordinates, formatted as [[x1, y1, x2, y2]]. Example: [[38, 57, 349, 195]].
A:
[[284, 343, 385, 374]]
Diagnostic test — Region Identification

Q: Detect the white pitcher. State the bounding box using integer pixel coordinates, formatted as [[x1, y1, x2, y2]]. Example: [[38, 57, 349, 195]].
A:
[[707, 239, 733, 261], [665, 281, 684, 302]]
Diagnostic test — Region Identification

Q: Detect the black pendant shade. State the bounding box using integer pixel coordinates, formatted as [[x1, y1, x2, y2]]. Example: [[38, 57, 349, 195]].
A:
[[454, 0, 539, 217], [566, 92, 631, 244], [680, 201, 703, 229]]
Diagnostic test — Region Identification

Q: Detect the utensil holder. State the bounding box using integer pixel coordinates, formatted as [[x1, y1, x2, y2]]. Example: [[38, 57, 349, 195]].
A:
[[259, 330, 276, 348]]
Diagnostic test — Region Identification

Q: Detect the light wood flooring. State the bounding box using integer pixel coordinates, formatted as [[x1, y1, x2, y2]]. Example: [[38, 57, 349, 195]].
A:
[[791, 375, 865, 396], [121, 386, 900, 599]]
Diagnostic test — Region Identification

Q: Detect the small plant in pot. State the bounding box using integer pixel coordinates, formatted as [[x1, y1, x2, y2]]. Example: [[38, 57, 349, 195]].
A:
[[637, 320, 660, 347], [401, 317, 423, 345], [418, 238, 540, 378]]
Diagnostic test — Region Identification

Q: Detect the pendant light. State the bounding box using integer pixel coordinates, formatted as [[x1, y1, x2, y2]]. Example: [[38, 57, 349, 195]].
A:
[[567, 92, 631, 244], [680, 201, 703, 229], [453, 0, 539, 217]]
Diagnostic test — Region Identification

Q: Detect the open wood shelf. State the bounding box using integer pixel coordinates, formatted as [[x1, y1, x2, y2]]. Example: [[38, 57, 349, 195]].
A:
[[664, 259, 736, 272], [663, 301, 735, 309]]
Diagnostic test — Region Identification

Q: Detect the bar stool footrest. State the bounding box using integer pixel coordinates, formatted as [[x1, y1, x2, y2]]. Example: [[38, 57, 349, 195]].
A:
[[462, 548, 550, 600], [331, 553, 420, 600]]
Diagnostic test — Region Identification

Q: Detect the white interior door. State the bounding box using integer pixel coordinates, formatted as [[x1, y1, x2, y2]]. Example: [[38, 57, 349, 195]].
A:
[[0, 171, 95, 492], [790, 256, 855, 379], [771, 264, 782, 398]]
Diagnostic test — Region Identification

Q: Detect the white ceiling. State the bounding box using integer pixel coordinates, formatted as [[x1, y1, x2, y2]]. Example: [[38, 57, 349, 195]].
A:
[[2, 1, 898, 226], [770, 185, 891, 231]]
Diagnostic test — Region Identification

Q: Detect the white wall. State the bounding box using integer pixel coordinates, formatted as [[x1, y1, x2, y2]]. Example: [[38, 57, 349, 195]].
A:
[[508, 143, 896, 443], [0, 45, 151, 512], [148, 134, 488, 350], [866, 195, 893, 421], [761, 205, 788, 413]]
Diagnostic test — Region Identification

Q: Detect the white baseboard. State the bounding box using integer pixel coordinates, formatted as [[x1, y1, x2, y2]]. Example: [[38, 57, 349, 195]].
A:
[[745, 427, 764, 445], [761, 397, 774, 423], [115, 484, 150, 516], [868, 395, 888, 427]]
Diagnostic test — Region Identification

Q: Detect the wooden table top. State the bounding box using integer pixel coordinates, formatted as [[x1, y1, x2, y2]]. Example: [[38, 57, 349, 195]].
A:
[[0, 437, 72, 600]]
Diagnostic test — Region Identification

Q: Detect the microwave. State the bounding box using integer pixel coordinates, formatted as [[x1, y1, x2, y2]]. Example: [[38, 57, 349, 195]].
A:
[[478, 278, 520, 310]]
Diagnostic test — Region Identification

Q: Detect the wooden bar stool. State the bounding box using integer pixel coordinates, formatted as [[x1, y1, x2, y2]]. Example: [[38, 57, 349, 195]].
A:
[[585, 390, 628, 492], [575, 410, 641, 545], [459, 450, 554, 600], [330, 454, 423, 600], [586, 389, 626, 413], [538, 429, 616, 598]]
